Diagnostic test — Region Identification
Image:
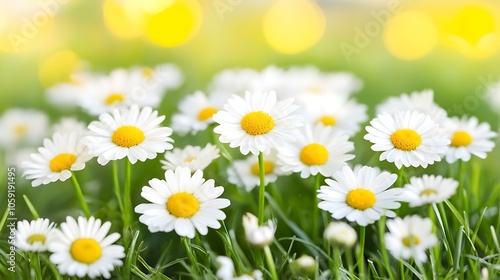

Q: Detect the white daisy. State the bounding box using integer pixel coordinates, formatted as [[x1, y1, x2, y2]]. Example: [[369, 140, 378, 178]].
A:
[[0, 108, 49, 148], [216, 256, 263, 280], [242, 212, 276, 247], [160, 143, 220, 172], [45, 72, 93, 108], [135, 166, 230, 238], [77, 68, 165, 115], [443, 116, 497, 163], [85, 104, 174, 165], [170, 91, 222, 136], [227, 150, 288, 192], [277, 124, 355, 178], [209, 68, 260, 96], [15, 218, 56, 252], [213, 90, 303, 155], [317, 166, 402, 226], [48, 216, 125, 279], [385, 215, 437, 264], [364, 110, 450, 169], [376, 90, 448, 125], [21, 132, 92, 187], [402, 175, 459, 207], [301, 94, 368, 137], [323, 221, 357, 248], [129, 63, 183, 94]]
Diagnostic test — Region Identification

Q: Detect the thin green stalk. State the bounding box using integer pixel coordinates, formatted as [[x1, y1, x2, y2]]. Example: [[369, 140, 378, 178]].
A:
[[457, 160, 466, 208], [397, 166, 406, 187], [112, 161, 124, 213], [70, 174, 90, 218], [333, 247, 341, 280], [428, 205, 440, 269], [258, 152, 266, 225], [358, 226, 366, 279], [378, 215, 395, 280], [123, 159, 132, 229], [23, 195, 40, 219], [312, 174, 322, 241], [346, 247, 354, 277], [30, 252, 42, 280], [182, 237, 200, 275], [263, 245, 278, 280]]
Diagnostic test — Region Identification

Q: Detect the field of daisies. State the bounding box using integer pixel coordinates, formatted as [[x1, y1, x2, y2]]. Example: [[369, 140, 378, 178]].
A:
[[1, 63, 500, 280]]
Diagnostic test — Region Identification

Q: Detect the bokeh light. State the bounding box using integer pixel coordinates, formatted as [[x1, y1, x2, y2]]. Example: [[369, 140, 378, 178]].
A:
[[38, 50, 81, 87], [445, 5, 500, 59], [263, 0, 325, 54], [383, 11, 438, 60], [146, 0, 202, 48]]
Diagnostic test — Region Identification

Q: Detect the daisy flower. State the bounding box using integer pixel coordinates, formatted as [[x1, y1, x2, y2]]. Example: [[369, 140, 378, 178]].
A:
[[364, 110, 450, 169], [301, 94, 368, 137], [227, 150, 288, 192], [323, 221, 357, 248], [135, 166, 230, 238], [48, 216, 125, 279], [0, 108, 49, 148], [170, 91, 222, 136], [443, 116, 497, 163], [277, 124, 355, 178], [45, 72, 92, 108], [402, 175, 459, 207], [216, 256, 263, 280], [85, 104, 174, 165], [129, 63, 183, 94], [376, 89, 448, 125], [213, 90, 303, 155], [242, 212, 276, 247], [15, 218, 56, 252], [161, 143, 220, 172], [385, 215, 437, 264], [52, 117, 88, 136], [21, 132, 92, 187], [317, 165, 402, 226]]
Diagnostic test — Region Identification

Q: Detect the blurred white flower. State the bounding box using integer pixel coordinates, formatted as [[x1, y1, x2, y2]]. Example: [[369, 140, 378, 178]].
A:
[[15, 218, 56, 252], [402, 175, 459, 207], [161, 143, 220, 172], [0, 108, 49, 148], [216, 256, 263, 280], [323, 221, 357, 248], [242, 213, 276, 247]]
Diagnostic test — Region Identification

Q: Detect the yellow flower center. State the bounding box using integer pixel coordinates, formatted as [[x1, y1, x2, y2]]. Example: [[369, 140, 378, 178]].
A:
[[240, 111, 275, 136], [197, 107, 218, 121], [27, 234, 46, 244], [70, 238, 102, 264], [112, 126, 145, 148], [142, 67, 155, 80], [402, 235, 420, 247], [49, 154, 77, 172], [104, 93, 125, 105], [346, 189, 376, 210], [184, 156, 196, 163], [300, 143, 329, 166], [318, 116, 337, 126], [166, 192, 200, 218], [390, 129, 422, 151], [14, 124, 27, 136], [420, 189, 437, 196], [451, 131, 473, 147], [250, 161, 275, 176], [309, 85, 322, 93]]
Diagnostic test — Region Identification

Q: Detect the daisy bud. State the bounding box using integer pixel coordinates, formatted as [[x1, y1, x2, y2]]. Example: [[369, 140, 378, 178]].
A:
[[289, 255, 316, 278], [324, 221, 357, 248], [242, 213, 276, 247]]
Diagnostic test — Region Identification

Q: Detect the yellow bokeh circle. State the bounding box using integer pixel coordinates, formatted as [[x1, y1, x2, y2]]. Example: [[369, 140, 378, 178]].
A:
[[39, 50, 81, 87], [383, 11, 438, 60], [263, 0, 325, 54], [146, 0, 203, 47]]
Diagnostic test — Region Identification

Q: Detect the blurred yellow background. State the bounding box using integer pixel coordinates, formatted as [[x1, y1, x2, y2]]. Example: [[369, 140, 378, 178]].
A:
[[1, 0, 500, 121]]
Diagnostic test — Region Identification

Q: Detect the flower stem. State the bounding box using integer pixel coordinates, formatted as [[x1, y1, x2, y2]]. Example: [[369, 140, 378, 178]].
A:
[[70, 174, 90, 218], [358, 226, 366, 279], [182, 237, 200, 275], [123, 159, 132, 229], [263, 245, 279, 280], [397, 166, 406, 187], [378, 215, 395, 280], [312, 174, 322, 241], [112, 161, 123, 213], [258, 152, 266, 225], [31, 252, 42, 280]]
